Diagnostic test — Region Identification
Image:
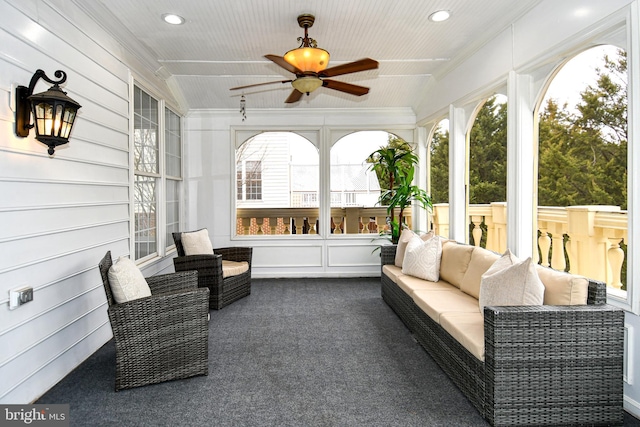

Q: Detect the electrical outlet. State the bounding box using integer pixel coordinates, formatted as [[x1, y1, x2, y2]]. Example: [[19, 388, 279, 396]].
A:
[[9, 286, 33, 310]]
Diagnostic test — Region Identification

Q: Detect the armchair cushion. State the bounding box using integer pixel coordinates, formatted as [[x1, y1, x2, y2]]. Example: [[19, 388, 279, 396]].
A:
[[107, 256, 152, 303], [222, 260, 250, 278], [181, 228, 214, 255]]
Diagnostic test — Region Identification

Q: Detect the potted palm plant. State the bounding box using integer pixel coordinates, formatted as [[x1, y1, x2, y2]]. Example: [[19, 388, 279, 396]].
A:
[[367, 140, 432, 243]]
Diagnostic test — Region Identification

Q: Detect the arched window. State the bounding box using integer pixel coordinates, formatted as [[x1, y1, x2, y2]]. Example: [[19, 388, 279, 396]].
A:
[[330, 131, 414, 235], [537, 45, 628, 295], [467, 94, 508, 249], [235, 132, 319, 236], [428, 118, 450, 238]]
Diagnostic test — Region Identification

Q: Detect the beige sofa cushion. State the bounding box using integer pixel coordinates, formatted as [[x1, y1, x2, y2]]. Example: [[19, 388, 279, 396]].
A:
[[440, 312, 485, 361], [397, 275, 457, 295], [412, 289, 480, 323], [382, 264, 404, 283], [536, 265, 589, 305], [460, 247, 500, 299], [479, 250, 544, 314], [439, 241, 474, 288], [402, 234, 443, 281]]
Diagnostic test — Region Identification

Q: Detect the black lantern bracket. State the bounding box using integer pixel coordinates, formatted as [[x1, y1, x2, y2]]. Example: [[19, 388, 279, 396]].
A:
[[15, 69, 82, 155]]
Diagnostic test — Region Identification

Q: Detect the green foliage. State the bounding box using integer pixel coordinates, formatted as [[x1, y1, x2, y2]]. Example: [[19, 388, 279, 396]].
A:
[[429, 49, 627, 211], [429, 126, 449, 204], [427, 49, 628, 288], [380, 167, 432, 228], [468, 96, 508, 204], [367, 136, 417, 206], [539, 49, 627, 209], [367, 135, 432, 243]]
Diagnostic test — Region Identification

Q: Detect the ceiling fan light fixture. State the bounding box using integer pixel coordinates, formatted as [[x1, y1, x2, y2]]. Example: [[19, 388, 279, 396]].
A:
[[284, 47, 330, 73], [291, 76, 323, 94]]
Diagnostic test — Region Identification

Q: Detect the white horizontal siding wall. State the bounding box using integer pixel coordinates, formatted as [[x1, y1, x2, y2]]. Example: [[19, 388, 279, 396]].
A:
[[0, 0, 173, 403]]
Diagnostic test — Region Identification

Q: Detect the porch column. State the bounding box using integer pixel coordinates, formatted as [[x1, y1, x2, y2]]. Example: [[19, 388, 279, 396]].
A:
[[448, 105, 468, 243], [506, 71, 536, 258]]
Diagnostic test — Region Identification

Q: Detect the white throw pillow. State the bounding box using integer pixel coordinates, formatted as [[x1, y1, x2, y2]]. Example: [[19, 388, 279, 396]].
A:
[[181, 229, 214, 255], [479, 249, 544, 315], [107, 257, 152, 303], [395, 230, 435, 267], [395, 229, 417, 267], [401, 234, 443, 282]]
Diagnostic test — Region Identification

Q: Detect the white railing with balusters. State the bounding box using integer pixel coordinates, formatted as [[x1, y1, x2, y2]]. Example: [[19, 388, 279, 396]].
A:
[[237, 203, 627, 290], [431, 203, 628, 291], [236, 207, 412, 237]]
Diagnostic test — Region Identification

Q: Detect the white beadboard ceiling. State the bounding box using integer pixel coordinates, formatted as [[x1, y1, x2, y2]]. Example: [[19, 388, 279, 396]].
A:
[[76, 0, 542, 111]]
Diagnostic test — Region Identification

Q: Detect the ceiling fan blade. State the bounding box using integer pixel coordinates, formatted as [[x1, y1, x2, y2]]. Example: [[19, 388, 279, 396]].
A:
[[230, 80, 292, 90], [322, 79, 370, 96], [319, 58, 379, 78], [264, 54, 303, 75], [285, 89, 304, 103]]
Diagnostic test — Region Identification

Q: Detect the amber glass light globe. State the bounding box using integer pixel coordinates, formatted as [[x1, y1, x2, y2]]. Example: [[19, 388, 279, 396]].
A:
[[284, 47, 330, 73]]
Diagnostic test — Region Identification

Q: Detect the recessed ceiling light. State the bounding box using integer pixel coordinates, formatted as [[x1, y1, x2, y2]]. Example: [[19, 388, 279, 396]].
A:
[[162, 13, 185, 25], [429, 10, 451, 22]]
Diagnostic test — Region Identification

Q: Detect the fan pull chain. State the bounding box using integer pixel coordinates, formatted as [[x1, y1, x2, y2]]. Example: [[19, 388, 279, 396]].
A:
[[240, 95, 247, 121]]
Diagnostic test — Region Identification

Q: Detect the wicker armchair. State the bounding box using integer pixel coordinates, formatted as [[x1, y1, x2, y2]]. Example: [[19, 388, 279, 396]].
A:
[[172, 232, 252, 309], [98, 251, 210, 391]]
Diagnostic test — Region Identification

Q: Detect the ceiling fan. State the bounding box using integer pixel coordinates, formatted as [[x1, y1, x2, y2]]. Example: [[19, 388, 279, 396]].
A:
[[230, 14, 379, 103]]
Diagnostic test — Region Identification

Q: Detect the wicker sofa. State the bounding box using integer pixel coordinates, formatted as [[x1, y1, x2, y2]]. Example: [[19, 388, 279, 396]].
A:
[[381, 240, 624, 426]]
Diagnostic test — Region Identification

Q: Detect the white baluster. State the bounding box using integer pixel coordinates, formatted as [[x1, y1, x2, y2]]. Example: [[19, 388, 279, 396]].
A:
[[550, 232, 566, 271], [471, 216, 483, 247]]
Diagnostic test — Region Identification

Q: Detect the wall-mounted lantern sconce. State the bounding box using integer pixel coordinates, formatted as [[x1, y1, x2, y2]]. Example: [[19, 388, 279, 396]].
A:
[[15, 69, 82, 155]]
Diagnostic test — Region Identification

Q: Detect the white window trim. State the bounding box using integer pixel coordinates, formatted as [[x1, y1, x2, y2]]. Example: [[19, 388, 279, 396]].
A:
[[129, 76, 184, 264]]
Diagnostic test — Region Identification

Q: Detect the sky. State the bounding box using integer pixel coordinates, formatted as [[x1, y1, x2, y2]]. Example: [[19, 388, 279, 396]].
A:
[[542, 44, 621, 110]]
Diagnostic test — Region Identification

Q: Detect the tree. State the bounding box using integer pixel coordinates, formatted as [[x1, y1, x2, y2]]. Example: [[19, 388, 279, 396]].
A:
[[429, 125, 449, 204], [539, 49, 627, 209], [468, 96, 507, 204]]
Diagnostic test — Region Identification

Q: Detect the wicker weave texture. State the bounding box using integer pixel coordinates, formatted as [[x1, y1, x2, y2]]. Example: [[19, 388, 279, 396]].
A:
[[172, 232, 252, 310], [99, 251, 210, 391], [484, 305, 624, 426], [380, 244, 624, 426]]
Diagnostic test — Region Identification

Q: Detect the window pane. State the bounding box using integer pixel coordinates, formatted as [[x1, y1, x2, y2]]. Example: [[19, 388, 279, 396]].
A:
[[165, 108, 181, 177], [429, 119, 450, 239], [135, 175, 157, 259], [329, 131, 389, 235], [166, 179, 180, 248], [538, 45, 628, 297], [134, 90, 158, 174], [245, 160, 262, 200], [468, 94, 507, 247], [236, 165, 243, 200], [236, 132, 318, 236]]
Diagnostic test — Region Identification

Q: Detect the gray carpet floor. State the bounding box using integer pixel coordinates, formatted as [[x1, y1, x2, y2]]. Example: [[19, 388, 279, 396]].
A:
[[37, 277, 640, 427]]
